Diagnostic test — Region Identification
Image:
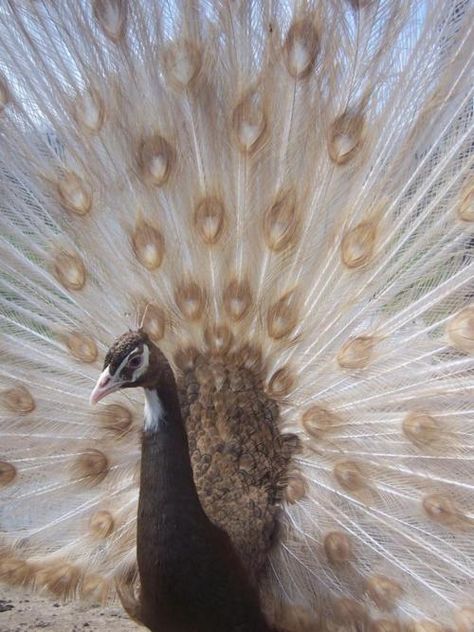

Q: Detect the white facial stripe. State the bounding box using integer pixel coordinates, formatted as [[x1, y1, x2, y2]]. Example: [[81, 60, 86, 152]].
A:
[[144, 388, 164, 432], [111, 344, 150, 383], [132, 344, 149, 382], [114, 346, 139, 378]]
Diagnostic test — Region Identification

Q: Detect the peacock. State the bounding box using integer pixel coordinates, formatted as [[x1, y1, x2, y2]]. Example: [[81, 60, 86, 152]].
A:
[[89, 329, 277, 631], [0, 0, 473, 630]]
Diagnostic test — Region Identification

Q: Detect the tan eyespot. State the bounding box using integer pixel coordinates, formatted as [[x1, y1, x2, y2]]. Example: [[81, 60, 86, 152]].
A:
[[337, 335, 375, 369], [223, 279, 252, 322], [57, 171, 93, 216], [175, 282, 206, 321], [0, 461, 17, 487], [403, 412, 440, 446], [137, 134, 174, 187], [131, 219, 165, 271], [89, 510, 114, 539], [64, 331, 98, 363], [446, 305, 474, 354], [284, 470, 307, 504], [341, 221, 377, 268], [204, 323, 233, 355], [301, 405, 341, 439], [283, 19, 320, 79], [268, 366, 295, 398], [93, 0, 127, 42], [263, 190, 299, 252], [98, 404, 134, 438], [422, 494, 467, 527], [334, 460, 366, 491], [72, 449, 109, 487], [267, 290, 299, 340], [194, 197, 225, 245], [53, 250, 86, 291], [1, 385, 35, 414], [232, 89, 267, 153], [163, 40, 202, 90], [74, 88, 105, 134], [324, 532, 353, 564], [328, 112, 365, 165], [366, 575, 403, 610]]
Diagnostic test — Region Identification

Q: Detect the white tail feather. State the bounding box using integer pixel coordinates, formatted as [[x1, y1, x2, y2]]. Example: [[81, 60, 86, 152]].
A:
[[0, 1, 473, 629]]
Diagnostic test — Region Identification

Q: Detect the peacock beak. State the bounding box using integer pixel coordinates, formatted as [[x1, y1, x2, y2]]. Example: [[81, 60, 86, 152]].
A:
[[90, 366, 122, 405]]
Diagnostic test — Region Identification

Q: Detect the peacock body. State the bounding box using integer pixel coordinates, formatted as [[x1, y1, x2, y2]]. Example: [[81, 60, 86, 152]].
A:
[[0, 1, 473, 630]]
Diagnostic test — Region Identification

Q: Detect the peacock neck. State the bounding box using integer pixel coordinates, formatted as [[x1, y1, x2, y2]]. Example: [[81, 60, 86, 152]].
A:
[[140, 380, 201, 508], [137, 374, 208, 628]]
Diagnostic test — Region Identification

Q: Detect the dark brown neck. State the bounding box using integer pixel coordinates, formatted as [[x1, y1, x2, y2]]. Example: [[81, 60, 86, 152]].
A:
[[141, 379, 200, 503], [136, 367, 205, 625]]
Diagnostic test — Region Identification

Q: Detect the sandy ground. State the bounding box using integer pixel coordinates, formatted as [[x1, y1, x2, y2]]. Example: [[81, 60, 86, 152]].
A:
[[0, 586, 140, 632]]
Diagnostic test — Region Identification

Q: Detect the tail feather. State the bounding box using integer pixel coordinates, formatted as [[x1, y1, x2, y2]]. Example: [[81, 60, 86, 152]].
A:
[[0, 0, 473, 629]]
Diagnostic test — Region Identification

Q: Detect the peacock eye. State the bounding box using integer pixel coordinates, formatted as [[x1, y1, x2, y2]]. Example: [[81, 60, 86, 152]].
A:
[[129, 355, 142, 369]]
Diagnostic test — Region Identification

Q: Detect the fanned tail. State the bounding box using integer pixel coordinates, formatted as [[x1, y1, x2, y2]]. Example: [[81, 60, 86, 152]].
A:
[[0, 1, 473, 629]]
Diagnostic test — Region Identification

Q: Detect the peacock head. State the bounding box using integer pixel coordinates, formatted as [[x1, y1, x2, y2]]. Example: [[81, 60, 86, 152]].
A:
[[90, 330, 169, 404]]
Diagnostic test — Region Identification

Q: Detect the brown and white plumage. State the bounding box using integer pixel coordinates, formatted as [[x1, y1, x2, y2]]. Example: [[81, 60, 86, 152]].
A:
[[89, 330, 275, 631], [0, 1, 473, 630]]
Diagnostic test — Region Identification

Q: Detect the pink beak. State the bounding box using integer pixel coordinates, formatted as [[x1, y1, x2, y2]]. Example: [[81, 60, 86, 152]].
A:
[[89, 366, 121, 405]]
